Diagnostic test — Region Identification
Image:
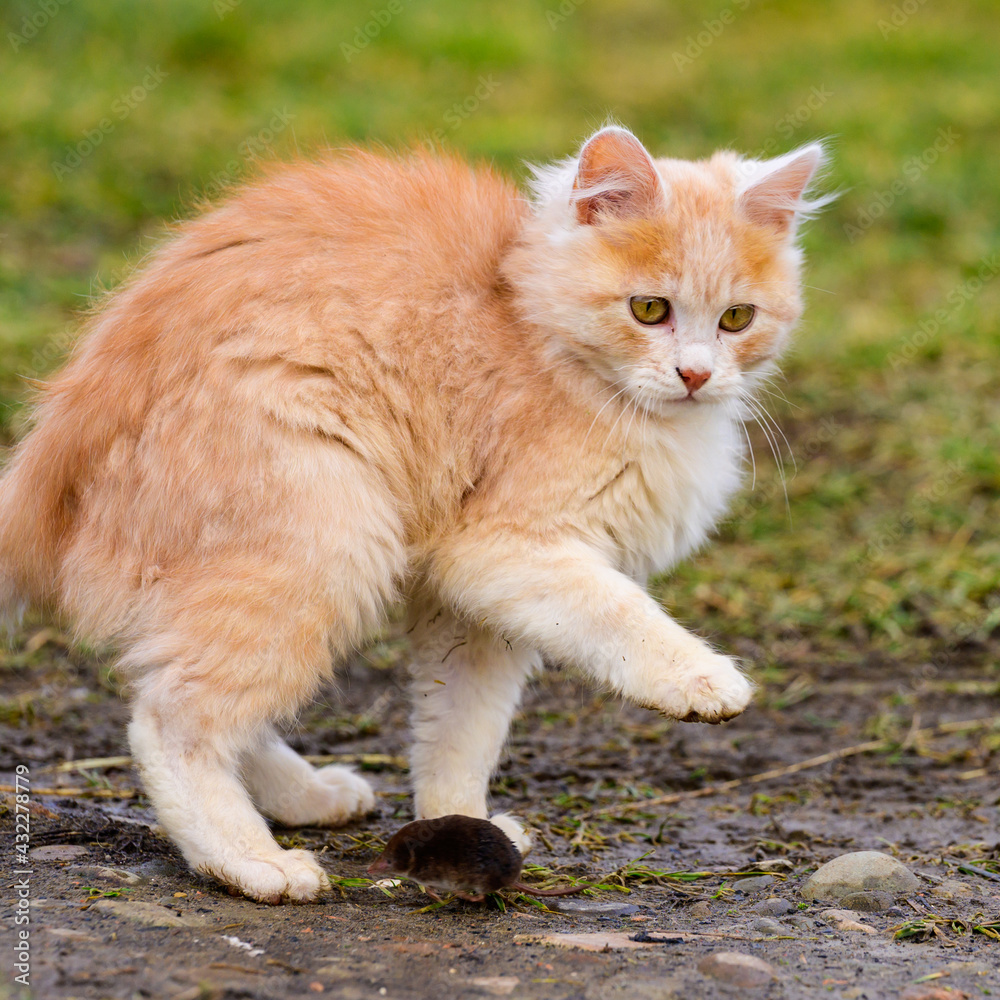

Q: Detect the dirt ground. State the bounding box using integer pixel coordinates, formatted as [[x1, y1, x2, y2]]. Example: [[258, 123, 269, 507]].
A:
[[2, 628, 998, 1000]]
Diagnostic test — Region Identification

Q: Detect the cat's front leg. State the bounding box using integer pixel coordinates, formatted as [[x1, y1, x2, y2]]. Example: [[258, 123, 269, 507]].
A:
[[407, 599, 540, 855], [431, 536, 753, 724]]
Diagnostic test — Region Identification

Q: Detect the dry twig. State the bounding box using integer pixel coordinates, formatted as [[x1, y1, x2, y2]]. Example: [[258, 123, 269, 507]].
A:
[[591, 716, 999, 817]]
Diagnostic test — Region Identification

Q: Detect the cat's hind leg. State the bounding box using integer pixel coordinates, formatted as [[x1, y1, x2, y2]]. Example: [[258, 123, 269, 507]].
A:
[[129, 661, 331, 904], [126, 572, 390, 903], [120, 444, 404, 902], [242, 729, 375, 828]]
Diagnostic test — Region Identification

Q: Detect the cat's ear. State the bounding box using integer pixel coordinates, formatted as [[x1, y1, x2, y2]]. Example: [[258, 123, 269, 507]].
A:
[[571, 127, 665, 225], [737, 142, 828, 232]]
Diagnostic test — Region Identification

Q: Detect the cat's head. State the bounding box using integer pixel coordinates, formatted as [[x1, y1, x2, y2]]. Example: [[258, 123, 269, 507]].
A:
[[505, 126, 829, 413]]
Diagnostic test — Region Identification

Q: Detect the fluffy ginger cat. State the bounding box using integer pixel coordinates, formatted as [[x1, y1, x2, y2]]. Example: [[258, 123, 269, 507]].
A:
[[0, 126, 825, 903]]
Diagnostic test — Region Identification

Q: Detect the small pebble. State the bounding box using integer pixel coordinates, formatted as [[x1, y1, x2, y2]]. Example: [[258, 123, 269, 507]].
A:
[[751, 897, 794, 916], [30, 845, 90, 862], [44, 927, 100, 942], [749, 859, 794, 873], [688, 901, 713, 919], [819, 908, 876, 934], [787, 915, 814, 931], [698, 951, 777, 988], [470, 977, 520, 997], [543, 898, 639, 917], [840, 890, 893, 912], [89, 899, 206, 928], [749, 916, 784, 936], [71, 865, 146, 886]]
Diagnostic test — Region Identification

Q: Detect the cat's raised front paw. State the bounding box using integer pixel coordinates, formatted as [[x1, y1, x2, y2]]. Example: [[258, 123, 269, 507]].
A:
[[654, 652, 754, 724]]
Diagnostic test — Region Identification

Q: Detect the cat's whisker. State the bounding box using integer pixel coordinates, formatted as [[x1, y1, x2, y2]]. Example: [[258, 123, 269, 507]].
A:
[[752, 376, 798, 409], [741, 395, 784, 469], [582, 380, 631, 447], [729, 399, 757, 491], [756, 386, 801, 414], [621, 393, 641, 459], [639, 397, 652, 456], [602, 384, 639, 453], [749, 395, 796, 474], [738, 392, 792, 518]]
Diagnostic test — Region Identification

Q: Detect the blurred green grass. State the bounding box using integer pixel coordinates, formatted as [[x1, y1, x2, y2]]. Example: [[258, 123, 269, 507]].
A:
[[1, 0, 997, 669]]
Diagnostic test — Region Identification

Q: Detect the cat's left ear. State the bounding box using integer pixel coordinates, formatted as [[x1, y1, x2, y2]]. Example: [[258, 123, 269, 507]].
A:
[[571, 126, 665, 225], [737, 142, 828, 233]]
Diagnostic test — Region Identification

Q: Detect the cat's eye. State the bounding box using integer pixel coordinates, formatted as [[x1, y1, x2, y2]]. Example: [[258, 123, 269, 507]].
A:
[[719, 304, 755, 332], [629, 296, 670, 325]]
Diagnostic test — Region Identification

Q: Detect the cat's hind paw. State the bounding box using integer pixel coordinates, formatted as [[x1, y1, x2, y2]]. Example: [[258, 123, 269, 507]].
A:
[[490, 813, 532, 857]]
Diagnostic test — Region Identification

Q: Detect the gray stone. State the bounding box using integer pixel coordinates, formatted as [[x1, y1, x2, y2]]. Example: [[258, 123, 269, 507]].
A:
[[688, 900, 714, 919], [72, 865, 146, 886], [787, 915, 814, 931], [698, 951, 778, 987], [732, 874, 774, 893], [800, 851, 920, 902], [30, 844, 90, 862], [88, 898, 207, 928], [749, 916, 784, 936], [840, 890, 894, 912], [538, 898, 639, 916], [751, 897, 795, 916]]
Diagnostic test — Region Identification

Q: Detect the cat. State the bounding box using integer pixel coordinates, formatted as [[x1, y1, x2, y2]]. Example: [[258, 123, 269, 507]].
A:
[[0, 125, 827, 903]]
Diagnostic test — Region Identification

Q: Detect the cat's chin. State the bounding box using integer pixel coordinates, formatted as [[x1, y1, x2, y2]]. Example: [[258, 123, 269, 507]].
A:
[[631, 389, 729, 418]]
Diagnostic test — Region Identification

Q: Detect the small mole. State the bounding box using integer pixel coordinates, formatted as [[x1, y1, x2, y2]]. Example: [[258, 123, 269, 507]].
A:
[[368, 815, 592, 902]]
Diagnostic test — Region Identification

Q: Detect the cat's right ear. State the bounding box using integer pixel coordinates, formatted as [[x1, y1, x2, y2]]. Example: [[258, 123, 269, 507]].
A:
[[571, 127, 665, 225], [737, 142, 830, 232]]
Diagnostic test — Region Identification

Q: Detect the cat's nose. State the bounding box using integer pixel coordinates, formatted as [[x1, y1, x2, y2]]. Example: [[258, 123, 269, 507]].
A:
[[676, 368, 711, 393]]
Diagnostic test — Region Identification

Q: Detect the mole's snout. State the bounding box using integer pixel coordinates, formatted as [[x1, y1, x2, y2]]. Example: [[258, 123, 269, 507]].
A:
[[367, 856, 390, 876]]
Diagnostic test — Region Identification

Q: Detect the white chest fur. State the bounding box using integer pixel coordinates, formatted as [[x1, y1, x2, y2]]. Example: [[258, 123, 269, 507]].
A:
[[585, 406, 745, 580]]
